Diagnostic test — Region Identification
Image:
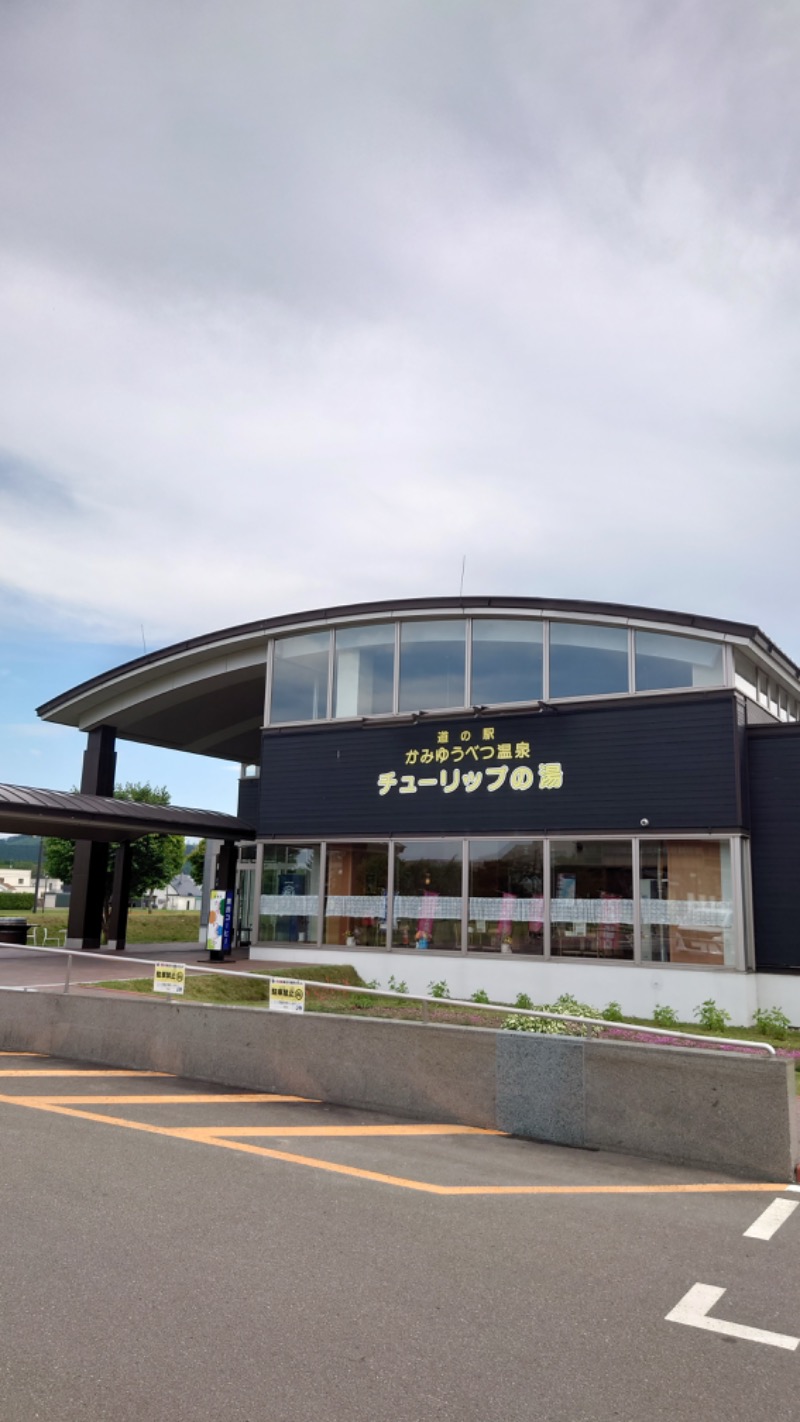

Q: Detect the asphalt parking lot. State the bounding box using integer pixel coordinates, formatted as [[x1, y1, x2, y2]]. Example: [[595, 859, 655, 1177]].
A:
[[2, 1046, 800, 1422]]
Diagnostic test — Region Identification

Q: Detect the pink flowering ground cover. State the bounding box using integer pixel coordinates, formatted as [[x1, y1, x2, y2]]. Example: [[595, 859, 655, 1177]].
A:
[[600, 1025, 800, 1059]]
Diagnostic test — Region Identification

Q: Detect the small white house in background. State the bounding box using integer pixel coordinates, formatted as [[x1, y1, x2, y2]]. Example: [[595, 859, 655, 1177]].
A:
[[144, 874, 202, 911], [0, 867, 63, 906]]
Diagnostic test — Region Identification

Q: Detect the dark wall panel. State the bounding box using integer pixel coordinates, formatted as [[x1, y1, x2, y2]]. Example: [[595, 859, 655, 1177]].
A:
[[237, 776, 259, 829], [748, 727, 800, 970], [258, 694, 744, 839]]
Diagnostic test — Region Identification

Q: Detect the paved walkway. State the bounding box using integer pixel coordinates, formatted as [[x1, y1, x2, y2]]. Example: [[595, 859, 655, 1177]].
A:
[[0, 942, 261, 991]]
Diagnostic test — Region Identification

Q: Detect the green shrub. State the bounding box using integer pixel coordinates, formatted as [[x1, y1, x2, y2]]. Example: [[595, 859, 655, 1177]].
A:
[[753, 1006, 792, 1040], [0, 892, 34, 910], [550, 993, 603, 1019], [502, 1014, 568, 1034], [514, 992, 534, 1010], [471, 988, 490, 1004], [693, 999, 731, 1033], [602, 1001, 624, 1021], [387, 976, 408, 995], [652, 1004, 679, 1028], [427, 979, 450, 999]]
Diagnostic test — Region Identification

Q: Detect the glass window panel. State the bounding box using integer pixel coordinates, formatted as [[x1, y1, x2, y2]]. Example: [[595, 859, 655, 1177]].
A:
[[324, 843, 388, 948], [471, 620, 543, 706], [468, 840, 544, 954], [399, 621, 466, 712], [640, 840, 734, 967], [550, 840, 634, 959], [333, 624, 395, 717], [393, 840, 463, 950], [259, 844, 320, 943], [549, 623, 628, 699], [634, 630, 724, 692], [270, 632, 330, 723], [236, 866, 256, 944]]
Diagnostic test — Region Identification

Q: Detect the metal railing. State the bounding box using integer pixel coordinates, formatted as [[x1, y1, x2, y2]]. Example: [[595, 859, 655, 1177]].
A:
[[6, 942, 777, 1057]]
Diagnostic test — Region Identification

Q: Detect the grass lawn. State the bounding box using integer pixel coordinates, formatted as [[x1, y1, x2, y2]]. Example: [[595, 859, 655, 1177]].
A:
[[29, 909, 201, 944], [95, 963, 503, 1027]]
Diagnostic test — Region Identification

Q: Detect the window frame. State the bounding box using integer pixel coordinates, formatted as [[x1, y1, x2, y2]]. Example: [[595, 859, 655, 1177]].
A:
[[250, 832, 747, 969]]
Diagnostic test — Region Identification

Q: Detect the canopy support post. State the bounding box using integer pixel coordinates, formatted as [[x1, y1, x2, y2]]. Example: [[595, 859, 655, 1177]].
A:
[[107, 840, 133, 951], [66, 726, 117, 951]]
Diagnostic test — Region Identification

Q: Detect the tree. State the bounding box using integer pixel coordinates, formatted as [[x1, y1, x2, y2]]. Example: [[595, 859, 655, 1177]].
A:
[[44, 783, 187, 933], [186, 839, 207, 886]]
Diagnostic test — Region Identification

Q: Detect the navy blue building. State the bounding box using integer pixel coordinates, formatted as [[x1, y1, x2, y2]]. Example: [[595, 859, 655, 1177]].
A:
[[37, 597, 800, 1022]]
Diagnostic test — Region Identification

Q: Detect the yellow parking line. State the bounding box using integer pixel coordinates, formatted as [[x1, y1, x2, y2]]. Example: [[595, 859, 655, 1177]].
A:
[[0, 1069, 172, 1077], [0, 1051, 48, 1057], [7, 1094, 320, 1105], [147, 1128, 789, 1195], [0, 1093, 785, 1195], [0, 1097, 220, 1139], [174, 1124, 501, 1138]]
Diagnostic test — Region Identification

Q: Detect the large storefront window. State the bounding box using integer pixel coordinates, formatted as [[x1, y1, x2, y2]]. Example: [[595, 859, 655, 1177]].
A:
[[471, 620, 543, 706], [259, 845, 320, 943], [333, 625, 395, 718], [468, 840, 544, 954], [550, 840, 634, 959], [549, 623, 629, 699], [640, 840, 734, 966], [398, 621, 466, 712], [393, 840, 462, 950], [324, 843, 388, 947], [254, 835, 742, 966], [271, 633, 330, 723], [634, 631, 724, 692]]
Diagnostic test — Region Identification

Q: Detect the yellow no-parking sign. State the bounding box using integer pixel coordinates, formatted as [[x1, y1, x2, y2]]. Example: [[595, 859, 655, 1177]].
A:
[[269, 978, 305, 1013], [153, 963, 186, 996]]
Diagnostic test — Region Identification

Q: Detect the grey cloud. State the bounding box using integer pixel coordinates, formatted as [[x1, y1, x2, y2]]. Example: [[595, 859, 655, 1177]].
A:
[[0, 450, 79, 513], [1, 1, 797, 314], [0, 1, 798, 662]]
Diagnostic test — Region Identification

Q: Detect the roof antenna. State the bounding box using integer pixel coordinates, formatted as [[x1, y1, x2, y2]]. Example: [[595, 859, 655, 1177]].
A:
[[141, 624, 148, 654], [459, 554, 466, 599]]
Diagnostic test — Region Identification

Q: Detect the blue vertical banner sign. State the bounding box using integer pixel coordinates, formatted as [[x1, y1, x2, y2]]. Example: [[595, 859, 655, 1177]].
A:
[[222, 891, 234, 956]]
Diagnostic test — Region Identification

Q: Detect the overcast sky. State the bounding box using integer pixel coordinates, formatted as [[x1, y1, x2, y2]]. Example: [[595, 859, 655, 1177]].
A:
[[1, 0, 798, 809]]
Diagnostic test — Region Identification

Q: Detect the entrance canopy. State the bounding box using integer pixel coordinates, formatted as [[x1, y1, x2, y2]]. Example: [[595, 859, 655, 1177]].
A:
[[0, 784, 255, 843]]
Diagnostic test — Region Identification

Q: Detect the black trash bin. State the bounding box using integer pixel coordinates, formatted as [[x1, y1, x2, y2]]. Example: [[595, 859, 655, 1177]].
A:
[[0, 918, 28, 945]]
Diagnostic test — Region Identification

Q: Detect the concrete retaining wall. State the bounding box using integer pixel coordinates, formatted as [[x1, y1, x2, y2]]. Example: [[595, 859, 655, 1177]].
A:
[[0, 990, 795, 1181]]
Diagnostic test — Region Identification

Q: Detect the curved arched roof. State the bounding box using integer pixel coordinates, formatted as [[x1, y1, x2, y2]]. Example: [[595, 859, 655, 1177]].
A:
[[36, 596, 799, 763]]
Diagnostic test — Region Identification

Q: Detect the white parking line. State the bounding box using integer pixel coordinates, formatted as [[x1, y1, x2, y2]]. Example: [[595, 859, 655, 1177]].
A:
[[666, 1284, 800, 1350], [743, 1198, 799, 1241]]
